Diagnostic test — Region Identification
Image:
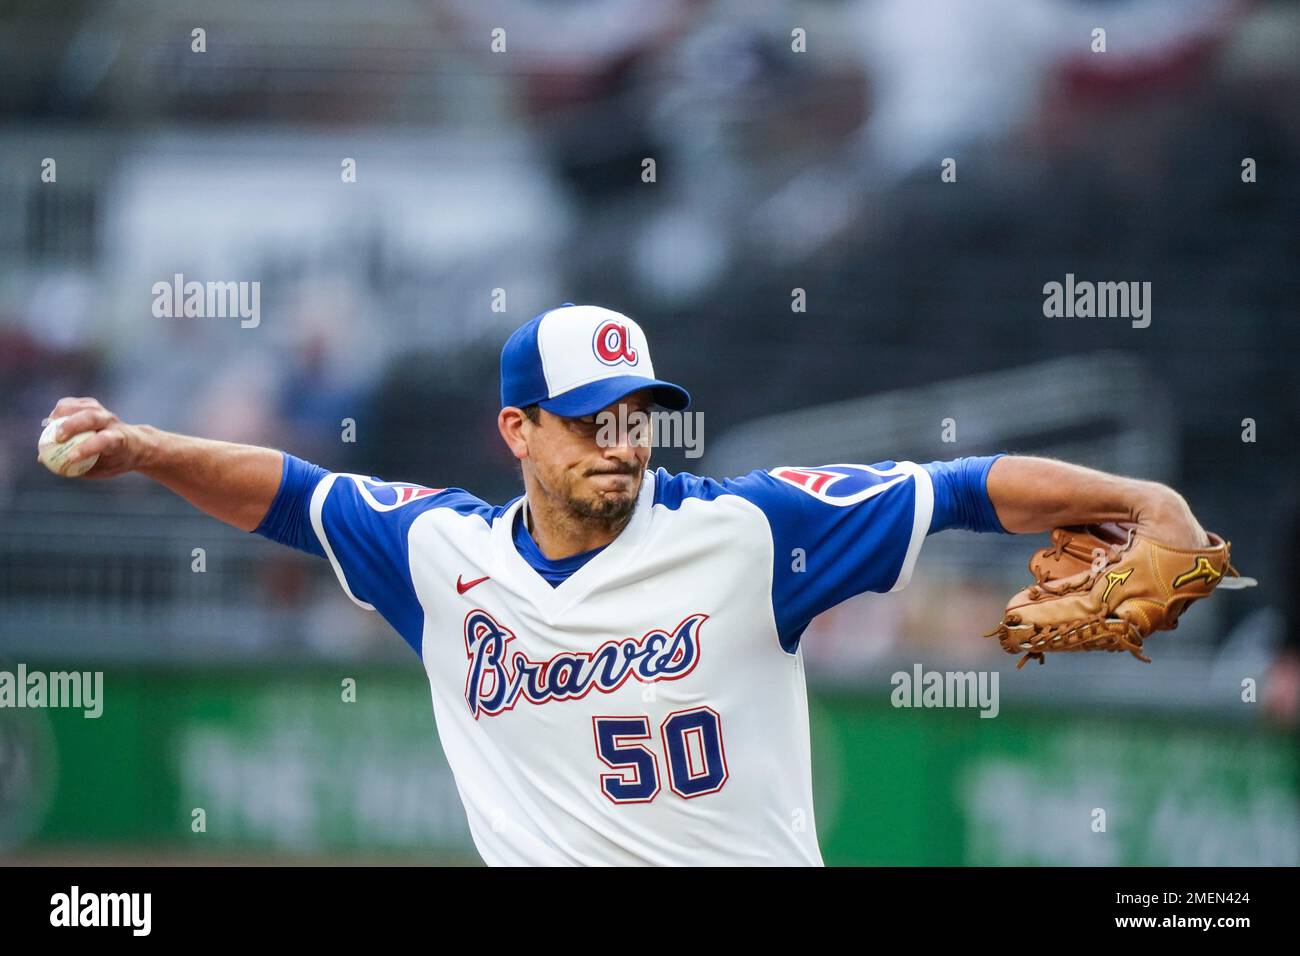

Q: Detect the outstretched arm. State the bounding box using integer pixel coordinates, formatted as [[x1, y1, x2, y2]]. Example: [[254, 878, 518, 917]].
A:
[[41, 397, 282, 532], [984, 455, 1210, 549]]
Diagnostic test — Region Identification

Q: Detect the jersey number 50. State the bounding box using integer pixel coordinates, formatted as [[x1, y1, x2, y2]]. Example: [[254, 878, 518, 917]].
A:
[[592, 707, 728, 804]]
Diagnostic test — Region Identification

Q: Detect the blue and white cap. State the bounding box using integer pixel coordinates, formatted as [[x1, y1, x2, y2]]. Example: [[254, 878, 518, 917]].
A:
[[500, 304, 691, 417]]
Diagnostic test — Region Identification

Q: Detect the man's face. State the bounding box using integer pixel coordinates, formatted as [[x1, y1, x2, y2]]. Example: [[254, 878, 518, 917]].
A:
[[517, 390, 654, 525]]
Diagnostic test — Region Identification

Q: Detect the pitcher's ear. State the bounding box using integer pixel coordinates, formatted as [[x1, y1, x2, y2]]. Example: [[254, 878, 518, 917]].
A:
[[498, 407, 530, 461]]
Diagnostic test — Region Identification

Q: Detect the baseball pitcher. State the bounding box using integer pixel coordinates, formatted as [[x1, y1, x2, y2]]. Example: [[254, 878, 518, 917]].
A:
[[40, 303, 1246, 865]]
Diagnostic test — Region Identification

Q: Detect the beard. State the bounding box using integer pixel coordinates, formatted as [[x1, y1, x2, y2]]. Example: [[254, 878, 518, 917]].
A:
[[568, 470, 642, 525], [535, 462, 644, 531], [568, 484, 639, 523]]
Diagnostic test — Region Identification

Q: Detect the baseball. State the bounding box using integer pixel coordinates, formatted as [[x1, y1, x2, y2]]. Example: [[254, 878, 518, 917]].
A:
[[38, 416, 99, 477]]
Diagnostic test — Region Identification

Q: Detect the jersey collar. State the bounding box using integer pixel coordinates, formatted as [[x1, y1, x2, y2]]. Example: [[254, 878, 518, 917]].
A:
[[491, 469, 658, 622]]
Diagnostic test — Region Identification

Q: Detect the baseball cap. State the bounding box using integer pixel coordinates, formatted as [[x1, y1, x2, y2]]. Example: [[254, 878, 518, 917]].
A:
[[500, 304, 691, 417]]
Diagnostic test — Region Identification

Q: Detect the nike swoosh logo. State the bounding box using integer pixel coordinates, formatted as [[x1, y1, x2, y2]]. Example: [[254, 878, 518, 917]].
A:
[[456, 574, 490, 595]]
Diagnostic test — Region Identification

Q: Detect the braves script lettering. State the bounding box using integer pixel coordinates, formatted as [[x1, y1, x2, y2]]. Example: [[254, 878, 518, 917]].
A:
[[464, 610, 706, 718]]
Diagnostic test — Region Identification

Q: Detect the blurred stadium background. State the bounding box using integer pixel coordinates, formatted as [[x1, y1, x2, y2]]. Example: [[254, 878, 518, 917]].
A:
[[1, 0, 1297, 865]]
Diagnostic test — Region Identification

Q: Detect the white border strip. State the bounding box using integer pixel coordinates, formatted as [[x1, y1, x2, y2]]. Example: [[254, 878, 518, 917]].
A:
[[890, 461, 934, 593], [309, 473, 376, 611]]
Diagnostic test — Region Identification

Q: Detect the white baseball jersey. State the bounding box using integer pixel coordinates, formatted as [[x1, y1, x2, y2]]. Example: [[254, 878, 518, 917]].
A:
[[278, 457, 948, 866]]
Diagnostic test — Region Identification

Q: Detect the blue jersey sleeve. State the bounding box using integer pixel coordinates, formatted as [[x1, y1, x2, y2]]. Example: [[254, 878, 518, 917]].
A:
[[723, 461, 935, 653], [253, 453, 329, 558], [253, 452, 473, 658], [922, 454, 1010, 535]]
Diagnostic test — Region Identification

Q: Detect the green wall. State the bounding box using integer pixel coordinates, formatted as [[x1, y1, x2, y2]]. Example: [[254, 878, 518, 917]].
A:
[[3, 667, 1296, 865]]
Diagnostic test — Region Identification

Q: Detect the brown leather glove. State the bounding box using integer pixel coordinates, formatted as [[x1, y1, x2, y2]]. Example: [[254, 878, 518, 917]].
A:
[[986, 523, 1256, 668]]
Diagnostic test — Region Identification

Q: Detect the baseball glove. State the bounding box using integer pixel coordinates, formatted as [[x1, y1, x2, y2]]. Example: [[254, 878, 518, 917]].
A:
[[985, 522, 1256, 669]]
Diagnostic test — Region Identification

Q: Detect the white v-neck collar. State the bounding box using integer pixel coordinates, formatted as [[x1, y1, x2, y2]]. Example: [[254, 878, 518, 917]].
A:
[[491, 470, 658, 622]]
